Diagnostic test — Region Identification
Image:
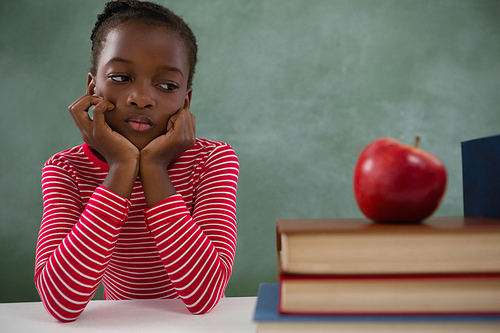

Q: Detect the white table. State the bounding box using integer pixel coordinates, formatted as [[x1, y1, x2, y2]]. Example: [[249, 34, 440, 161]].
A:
[[0, 297, 258, 333]]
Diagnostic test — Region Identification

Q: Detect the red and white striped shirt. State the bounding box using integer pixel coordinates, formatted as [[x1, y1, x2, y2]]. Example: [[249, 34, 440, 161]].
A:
[[35, 138, 239, 322]]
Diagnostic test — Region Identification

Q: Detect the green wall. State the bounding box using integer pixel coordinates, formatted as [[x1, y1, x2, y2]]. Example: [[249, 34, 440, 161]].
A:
[[1, 0, 499, 302]]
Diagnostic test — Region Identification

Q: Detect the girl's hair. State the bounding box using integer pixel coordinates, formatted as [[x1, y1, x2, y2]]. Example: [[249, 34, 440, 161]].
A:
[[90, 0, 198, 88]]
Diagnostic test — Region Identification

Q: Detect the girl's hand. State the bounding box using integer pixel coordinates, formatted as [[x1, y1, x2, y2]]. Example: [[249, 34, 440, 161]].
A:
[[68, 94, 140, 165], [139, 108, 196, 207], [140, 108, 196, 168], [68, 94, 140, 198]]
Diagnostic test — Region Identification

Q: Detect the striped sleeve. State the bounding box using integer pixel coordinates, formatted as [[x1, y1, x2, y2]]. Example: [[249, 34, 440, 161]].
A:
[[144, 144, 239, 314], [35, 163, 130, 322]]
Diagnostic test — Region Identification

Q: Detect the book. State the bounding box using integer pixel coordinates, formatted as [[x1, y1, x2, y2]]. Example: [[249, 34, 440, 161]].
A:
[[254, 283, 500, 333], [279, 273, 500, 315], [277, 216, 500, 275], [462, 134, 500, 219]]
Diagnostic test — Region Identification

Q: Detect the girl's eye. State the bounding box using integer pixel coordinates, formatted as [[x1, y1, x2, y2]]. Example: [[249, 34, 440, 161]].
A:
[[158, 83, 178, 91], [109, 75, 131, 83]]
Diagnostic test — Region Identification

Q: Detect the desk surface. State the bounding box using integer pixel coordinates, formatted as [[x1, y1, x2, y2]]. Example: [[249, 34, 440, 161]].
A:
[[0, 297, 257, 333]]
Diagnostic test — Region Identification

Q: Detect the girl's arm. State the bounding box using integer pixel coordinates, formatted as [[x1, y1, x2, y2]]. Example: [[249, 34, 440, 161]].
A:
[[139, 108, 196, 206], [34, 94, 139, 322], [35, 165, 131, 322], [144, 144, 239, 314], [139, 107, 239, 314]]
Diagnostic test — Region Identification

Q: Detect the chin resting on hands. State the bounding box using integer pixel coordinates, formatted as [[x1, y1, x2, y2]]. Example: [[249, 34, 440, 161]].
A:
[[141, 108, 196, 167]]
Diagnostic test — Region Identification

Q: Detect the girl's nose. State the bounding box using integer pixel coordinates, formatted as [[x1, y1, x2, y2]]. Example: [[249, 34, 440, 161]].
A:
[[126, 84, 155, 109]]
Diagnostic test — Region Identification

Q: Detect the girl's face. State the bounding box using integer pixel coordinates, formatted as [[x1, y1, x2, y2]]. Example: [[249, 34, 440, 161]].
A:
[[88, 21, 192, 150]]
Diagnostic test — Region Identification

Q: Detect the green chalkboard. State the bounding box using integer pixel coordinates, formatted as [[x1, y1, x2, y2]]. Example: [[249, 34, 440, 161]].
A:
[[1, 0, 499, 302]]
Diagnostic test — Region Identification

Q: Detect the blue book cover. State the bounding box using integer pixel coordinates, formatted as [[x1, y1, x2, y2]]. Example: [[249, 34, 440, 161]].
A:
[[462, 134, 500, 218], [253, 283, 500, 323]]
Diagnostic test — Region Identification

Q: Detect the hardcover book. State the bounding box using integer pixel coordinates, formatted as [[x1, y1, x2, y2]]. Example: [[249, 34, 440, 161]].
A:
[[462, 134, 500, 219], [277, 216, 500, 275], [279, 273, 500, 315], [254, 283, 500, 333]]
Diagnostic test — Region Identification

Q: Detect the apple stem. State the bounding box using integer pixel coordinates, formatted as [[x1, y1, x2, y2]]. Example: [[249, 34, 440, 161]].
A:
[[415, 136, 421, 148]]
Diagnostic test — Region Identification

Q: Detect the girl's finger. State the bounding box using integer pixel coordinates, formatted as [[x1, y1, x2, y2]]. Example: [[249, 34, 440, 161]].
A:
[[190, 113, 196, 137], [68, 95, 103, 133], [91, 100, 114, 127], [182, 108, 195, 138], [68, 94, 93, 111], [68, 95, 102, 116]]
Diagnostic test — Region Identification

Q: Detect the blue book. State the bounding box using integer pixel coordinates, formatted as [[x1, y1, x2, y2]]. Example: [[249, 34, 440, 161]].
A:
[[462, 134, 500, 218], [253, 283, 500, 330]]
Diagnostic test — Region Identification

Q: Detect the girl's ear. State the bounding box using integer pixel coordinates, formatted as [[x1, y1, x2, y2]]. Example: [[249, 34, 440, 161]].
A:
[[87, 73, 96, 95], [183, 88, 193, 109]]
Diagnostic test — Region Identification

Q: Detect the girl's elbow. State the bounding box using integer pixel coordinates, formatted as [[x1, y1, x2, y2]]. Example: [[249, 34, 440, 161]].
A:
[[42, 304, 82, 323], [186, 296, 221, 315]]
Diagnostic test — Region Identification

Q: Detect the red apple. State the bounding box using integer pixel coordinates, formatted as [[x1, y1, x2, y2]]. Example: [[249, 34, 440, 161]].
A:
[[353, 137, 447, 223]]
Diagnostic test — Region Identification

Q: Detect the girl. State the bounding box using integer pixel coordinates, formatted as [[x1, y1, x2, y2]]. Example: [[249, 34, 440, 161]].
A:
[[34, 0, 239, 322]]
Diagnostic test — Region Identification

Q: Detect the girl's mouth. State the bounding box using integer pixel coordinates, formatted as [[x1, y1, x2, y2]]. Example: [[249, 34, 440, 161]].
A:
[[125, 116, 153, 131]]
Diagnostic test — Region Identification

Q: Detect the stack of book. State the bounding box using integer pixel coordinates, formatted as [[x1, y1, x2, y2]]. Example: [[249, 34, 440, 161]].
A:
[[254, 216, 500, 332]]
